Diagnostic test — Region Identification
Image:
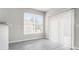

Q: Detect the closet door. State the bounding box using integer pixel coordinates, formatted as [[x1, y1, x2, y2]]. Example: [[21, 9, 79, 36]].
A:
[[58, 10, 72, 48]]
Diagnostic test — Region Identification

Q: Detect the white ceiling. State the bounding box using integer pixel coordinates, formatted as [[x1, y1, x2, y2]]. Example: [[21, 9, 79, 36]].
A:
[[34, 8, 51, 12], [33, 8, 62, 13]]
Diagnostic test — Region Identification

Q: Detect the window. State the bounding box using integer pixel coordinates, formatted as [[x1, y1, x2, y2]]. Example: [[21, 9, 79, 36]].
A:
[[24, 12, 43, 34]]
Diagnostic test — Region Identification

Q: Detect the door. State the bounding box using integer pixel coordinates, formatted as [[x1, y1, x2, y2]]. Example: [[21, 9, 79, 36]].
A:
[[0, 24, 8, 50], [58, 11, 72, 48]]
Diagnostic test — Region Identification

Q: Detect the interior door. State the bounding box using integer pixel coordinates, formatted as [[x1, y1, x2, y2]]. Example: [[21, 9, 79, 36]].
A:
[[58, 11, 72, 48], [0, 24, 8, 50]]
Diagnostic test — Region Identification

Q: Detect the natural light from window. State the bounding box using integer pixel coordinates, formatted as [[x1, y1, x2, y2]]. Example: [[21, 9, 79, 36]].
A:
[[24, 12, 43, 34]]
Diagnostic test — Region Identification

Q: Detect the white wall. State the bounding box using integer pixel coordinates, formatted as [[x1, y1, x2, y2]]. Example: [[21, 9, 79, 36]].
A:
[[74, 8, 79, 48], [0, 8, 45, 43], [45, 8, 74, 48], [48, 10, 74, 48], [45, 8, 72, 39]]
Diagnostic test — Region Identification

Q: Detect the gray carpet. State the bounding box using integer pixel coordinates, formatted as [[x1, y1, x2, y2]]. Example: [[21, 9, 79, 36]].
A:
[[9, 39, 70, 50]]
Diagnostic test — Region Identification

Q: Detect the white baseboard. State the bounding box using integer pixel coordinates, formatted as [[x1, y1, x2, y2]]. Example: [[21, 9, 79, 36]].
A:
[[9, 37, 45, 44]]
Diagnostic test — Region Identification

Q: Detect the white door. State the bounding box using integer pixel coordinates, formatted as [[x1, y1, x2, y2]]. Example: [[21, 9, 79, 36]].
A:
[[0, 24, 8, 50], [58, 11, 72, 48], [48, 10, 74, 48]]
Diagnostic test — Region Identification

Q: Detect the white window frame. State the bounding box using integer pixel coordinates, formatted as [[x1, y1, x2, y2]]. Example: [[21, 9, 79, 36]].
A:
[[24, 12, 44, 34]]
